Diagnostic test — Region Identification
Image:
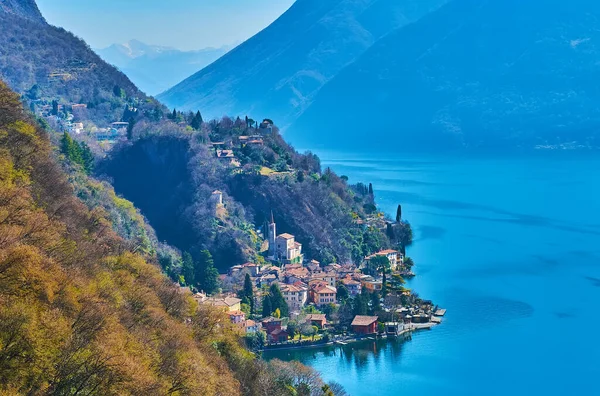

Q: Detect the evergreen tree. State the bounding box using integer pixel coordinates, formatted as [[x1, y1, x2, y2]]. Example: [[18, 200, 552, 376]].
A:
[[396, 204, 402, 223], [368, 183, 374, 195], [196, 250, 219, 294], [79, 142, 94, 174], [243, 273, 255, 315], [51, 100, 59, 116], [370, 292, 382, 314], [386, 223, 395, 240], [113, 85, 125, 98], [171, 108, 177, 120], [127, 117, 135, 140], [191, 111, 203, 130], [181, 252, 195, 286], [262, 295, 272, 318], [268, 283, 289, 317], [60, 132, 83, 166], [353, 289, 369, 316], [60, 132, 71, 157], [337, 283, 349, 302]]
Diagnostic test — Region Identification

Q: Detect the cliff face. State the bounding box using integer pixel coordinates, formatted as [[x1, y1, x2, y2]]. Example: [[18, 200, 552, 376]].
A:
[[0, 0, 45, 23]]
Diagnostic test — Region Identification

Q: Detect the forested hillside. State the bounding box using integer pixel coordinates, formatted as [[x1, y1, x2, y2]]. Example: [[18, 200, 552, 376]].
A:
[[0, 80, 342, 395], [101, 117, 409, 273], [0, 7, 164, 127], [0, 0, 44, 22]]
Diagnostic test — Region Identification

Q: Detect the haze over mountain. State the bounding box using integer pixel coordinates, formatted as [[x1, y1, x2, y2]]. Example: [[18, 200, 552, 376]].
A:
[[158, 0, 449, 124], [96, 40, 233, 95], [289, 0, 600, 150]]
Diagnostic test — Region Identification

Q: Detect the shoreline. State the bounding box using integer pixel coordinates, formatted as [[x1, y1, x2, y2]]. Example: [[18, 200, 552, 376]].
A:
[[262, 322, 440, 353]]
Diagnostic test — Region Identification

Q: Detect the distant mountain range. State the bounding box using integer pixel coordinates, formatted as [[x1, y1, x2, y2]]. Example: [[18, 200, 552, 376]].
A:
[[158, 0, 448, 123], [96, 40, 232, 96], [160, 0, 600, 151], [290, 0, 600, 150]]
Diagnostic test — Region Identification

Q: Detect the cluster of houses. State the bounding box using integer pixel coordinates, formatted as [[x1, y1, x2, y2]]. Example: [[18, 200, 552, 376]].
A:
[[34, 99, 133, 144], [192, 214, 414, 344], [210, 119, 273, 167]]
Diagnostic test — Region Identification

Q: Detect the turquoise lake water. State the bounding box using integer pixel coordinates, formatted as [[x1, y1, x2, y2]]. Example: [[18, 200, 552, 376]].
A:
[[264, 152, 600, 395]]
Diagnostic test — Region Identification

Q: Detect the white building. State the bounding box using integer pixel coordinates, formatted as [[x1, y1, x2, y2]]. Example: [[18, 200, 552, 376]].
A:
[[268, 213, 303, 264], [280, 283, 308, 311], [365, 249, 404, 271]]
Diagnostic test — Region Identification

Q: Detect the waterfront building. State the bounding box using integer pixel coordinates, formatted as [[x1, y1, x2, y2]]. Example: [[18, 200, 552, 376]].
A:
[[351, 316, 379, 335]]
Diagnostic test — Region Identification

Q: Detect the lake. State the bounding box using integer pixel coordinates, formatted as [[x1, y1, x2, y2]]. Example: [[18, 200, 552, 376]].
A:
[[264, 151, 600, 395]]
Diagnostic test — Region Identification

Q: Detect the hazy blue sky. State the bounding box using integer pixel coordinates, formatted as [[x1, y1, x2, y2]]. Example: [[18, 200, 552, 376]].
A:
[[36, 0, 295, 50]]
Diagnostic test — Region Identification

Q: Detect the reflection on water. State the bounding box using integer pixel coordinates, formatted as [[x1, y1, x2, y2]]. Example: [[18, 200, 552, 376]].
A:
[[265, 336, 408, 372], [264, 152, 600, 395]]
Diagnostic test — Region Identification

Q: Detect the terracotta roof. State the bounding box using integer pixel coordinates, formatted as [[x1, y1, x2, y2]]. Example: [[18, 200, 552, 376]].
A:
[[342, 278, 361, 286], [224, 297, 241, 306], [351, 316, 378, 326], [308, 279, 328, 289], [228, 310, 245, 317], [286, 268, 309, 277], [293, 241, 302, 248], [314, 285, 337, 294], [367, 249, 399, 259], [203, 296, 241, 307], [278, 233, 295, 240], [305, 314, 327, 322], [280, 284, 305, 293]]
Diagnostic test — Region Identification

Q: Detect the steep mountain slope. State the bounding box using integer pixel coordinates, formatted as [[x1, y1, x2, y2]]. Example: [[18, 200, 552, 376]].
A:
[[158, 0, 447, 126], [97, 40, 231, 95], [290, 0, 600, 150], [0, 7, 158, 127], [0, 79, 342, 396], [0, 0, 45, 23], [0, 80, 242, 395]]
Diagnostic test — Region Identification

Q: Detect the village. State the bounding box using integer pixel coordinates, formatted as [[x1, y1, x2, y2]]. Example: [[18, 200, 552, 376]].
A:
[[192, 211, 445, 350], [29, 94, 444, 349]]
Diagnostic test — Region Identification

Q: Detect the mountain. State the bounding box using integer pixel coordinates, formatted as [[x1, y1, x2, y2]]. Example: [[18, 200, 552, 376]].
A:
[[289, 0, 600, 150], [158, 0, 448, 125], [0, 2, 342, 393], [0, 78, 345, 396], [96, 40, 232, 95], [0, 5, 159, 127], [0, 0, 45, 23]]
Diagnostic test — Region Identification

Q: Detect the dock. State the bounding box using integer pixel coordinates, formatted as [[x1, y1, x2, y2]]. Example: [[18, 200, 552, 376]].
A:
[[434, 308, 447, 316], [431, 316, 442, 324], [335, 341, 348, 345]]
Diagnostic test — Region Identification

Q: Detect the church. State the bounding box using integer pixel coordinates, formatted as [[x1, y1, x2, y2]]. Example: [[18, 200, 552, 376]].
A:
[[267, 213, 303, 264]]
